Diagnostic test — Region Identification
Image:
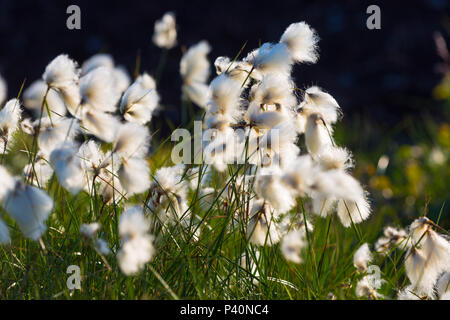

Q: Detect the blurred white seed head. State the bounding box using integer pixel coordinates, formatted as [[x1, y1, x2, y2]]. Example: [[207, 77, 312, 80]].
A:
[[0, 218, 10, 244], [247, 200, 281, 246], [4, 179, 54, 240], [81, 53, 115, 75], [181, 40, 211, 85], [151, 165, 188, 209], [94, 238, 111, 255], [37, 117, 80, 158], [255, 170, 296, 214], [281, 155, 317, 196], [374, 226, 410, 255], [404, 246, 440, 297], [112, 66, 131, 94], [0, 73, 7, 106], [80, 107, 120, 142], [23, 158, 54, 188], [250, 73, 297, 110], [117, 205, 154, 275], [353, 243, 372, 273], [356, 275, 385, 299], [336, 195, 371, 228], [281, 228, 307, 263], [180, 41, 211, 108], [118, 157, 150, 195], [436, 272, 450, 300], [23, 81, 67, 118], [153, 12, 177, 49], [20, 118, 35, 135], [136, 73, 157, 90], [207, 74, 243, 126], [113, 122, 150, 159], [214, 56, 254, 84], [80, 222, 101, 239], [0, 99, 22, 154], [300, 86, 341, 125], [0, 165, 15, 202], [305, 113, 333, 156], [58, 82, 81, 116], [120, 81, 159, 125], [246, 42, 293, 76], [397, 284, 422, 300], [317, 145, 353, 171], [50, 142, 86, 195]]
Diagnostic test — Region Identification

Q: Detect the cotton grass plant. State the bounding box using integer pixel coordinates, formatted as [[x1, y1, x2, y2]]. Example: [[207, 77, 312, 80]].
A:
[[0, 12, 448, 300]]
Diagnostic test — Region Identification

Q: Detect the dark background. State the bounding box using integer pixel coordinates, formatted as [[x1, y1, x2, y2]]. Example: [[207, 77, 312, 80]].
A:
[[0, 0, 448, 127]]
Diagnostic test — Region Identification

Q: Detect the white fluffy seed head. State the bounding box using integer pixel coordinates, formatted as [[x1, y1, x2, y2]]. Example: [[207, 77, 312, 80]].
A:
[[313, 169, 364, 202], [180, 40, 211, 85], [118, 157, 150, 195], [23, 81, 67, 118], [0, 98, 22, 132], [251, 74, 297, 107], [80, 107, 120, 142], [355, 275, 385, 299], [118, 205, 154, 275], [305, 113, 334, 156], [152, 164, 187, 198], [374, 226, 410, 255], [317, 145, 353, 171], [254, 171, 296, 214], [4, 179, 54, 240], [79, 67, 120, 113], [404, 247, 441, 297], [43, 54, 79, 88], [0, 73, 7, 106], [246, 102, 289, 130], [80, 222, 101, 238], [135, 73, 156, 90], [207, 74, 243, 124], [22, 158, 54, 188], [280, 22, 319, 63], [81, 53, 115, 76], [37, 117, 80, 158], [152, 12, 177, 49], [336, 194, 371, 228], [247, 200, 281, 246], [0, 99, 22, 154], [113, 122, 150, 159], [300, 86, 341, 125], [246, 42, 292, 76], [119, 206, 150, 238], [50, 142, 86, 195], [214, 56, 254, 84], [281, 229, 307, 263], [112, 66, 131, 94], [281, 155, 317, 196], [353, 243, 372, 272], [0, 165, 15, 201], [120, 81, 159, 125], [182, 82, 210, 109], [436, 272, 450, 299]]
